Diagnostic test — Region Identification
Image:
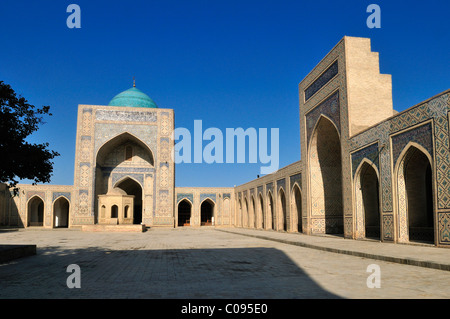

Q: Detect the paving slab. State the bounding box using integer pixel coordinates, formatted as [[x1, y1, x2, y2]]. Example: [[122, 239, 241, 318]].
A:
[[216, 228, 450, 271]]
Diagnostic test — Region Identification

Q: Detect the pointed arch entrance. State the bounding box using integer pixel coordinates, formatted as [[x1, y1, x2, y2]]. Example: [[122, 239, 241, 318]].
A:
[[178, 199, 192, 226], [115, 177, 143, 224], [95, 132, 154, 224], [292, 184, 302, 233], [201, 199, 214, 226], [200, 198, 214, 226], [268, 191, 275, 230], [309, 116, 343, 234], [53, 197, 70, 228], [244, 198, 249, 228], [251, 196, 256, 228], [396, 145, 434, 243], [278, 188, 287, 231], [238, 199, 242, 227], [259, 193, 265, 229], [28, 196, 44, 227], [354, 160, 380, 239]]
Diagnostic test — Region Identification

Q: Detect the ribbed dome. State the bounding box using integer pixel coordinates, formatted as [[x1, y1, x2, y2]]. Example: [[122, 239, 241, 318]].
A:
[[108, 86, 158, 108]]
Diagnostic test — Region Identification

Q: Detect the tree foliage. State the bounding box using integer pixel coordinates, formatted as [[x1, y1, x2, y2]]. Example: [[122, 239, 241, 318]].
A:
[[0, 81, 59, 195]]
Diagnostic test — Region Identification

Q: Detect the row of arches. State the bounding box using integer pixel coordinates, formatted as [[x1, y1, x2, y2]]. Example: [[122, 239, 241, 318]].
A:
[[235, 116, 436, 245], [311, 116, 435, 243], [237, 184, 302, 233], [177, 198, 215, 226], [27, 196, 70, 228], [354, 144, 434, 242]]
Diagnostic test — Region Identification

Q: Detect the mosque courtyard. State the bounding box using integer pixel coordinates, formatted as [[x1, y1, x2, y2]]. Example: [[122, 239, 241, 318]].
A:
[[0, 227, 449, 299]]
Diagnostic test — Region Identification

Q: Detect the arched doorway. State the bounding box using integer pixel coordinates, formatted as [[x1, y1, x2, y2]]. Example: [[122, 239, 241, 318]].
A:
[[309, 116, 343, 234], [28, 196, 44, 227], [178, 199, 192, 226], [95, 132, 154, 224], [251, 196, 256, 228], [238, 199, 242, 227], [244, 198, 249, 228], [53, 197, 69, 228], [397, 145, 434, 243], [115, 178, 143, 224], [292, 185, 302, 233], [279, 189, 287, 231], [259, 194, 265, 229], [201, 199, 214, 226], [111, 205, 118, 218], [268, 191, 275, 230], [355, 161, 380, 239]]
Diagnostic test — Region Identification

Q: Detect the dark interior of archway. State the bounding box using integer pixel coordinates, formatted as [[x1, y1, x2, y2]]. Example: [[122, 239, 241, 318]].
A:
[[178, 200, 191, 226], [294, 187, 302, 232], [361, 164, 380, 239], [269, 195, 275, 230], [54, 198, 69, 228], [316, 118, 343, 234], [259, 196, 264, 229], [28, 198, 44, 226], [116, 178, 142, 224], [201, 201, 213, 226], [405, 149, 434, 243], [280, 191, 287, 231], [252, 199, 256, 228]]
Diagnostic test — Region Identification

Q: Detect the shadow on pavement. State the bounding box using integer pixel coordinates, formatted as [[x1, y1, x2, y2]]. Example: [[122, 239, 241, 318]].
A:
[[0, 246, 341, 299]]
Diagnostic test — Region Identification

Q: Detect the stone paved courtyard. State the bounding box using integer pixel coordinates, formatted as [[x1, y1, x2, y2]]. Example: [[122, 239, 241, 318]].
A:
[[0, 227, 449, 299]]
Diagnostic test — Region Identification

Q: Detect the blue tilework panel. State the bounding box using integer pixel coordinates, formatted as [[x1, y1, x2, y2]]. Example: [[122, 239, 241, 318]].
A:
[[306, 91, 340, 145], [200, 193, 216, 203], [305, 60, 338, 101], [351, 143, 380, 177], [391, 122, 433, 167], [177, 193, 193, 204]]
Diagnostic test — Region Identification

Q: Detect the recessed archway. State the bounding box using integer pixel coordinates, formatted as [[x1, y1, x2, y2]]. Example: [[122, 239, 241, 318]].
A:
[[28, 196, 44, 227], [268, 191, 275, 230], [53, 197, 70, 228], [355, 161, 380, 239], [200, 199, 214, 226], [111, 205, 118, 218], [94, 132, 154, 224], [251, 196, 256, 228], [397, 145, 434, 243], [259, 194, 265, 230], [309, 116, 343, 234], [115, 177, 143, 224], [238, 199, 242, 227], [292, 184, 302, 233], [279, 188, 287, 231], [178, 199, 192, 226], [244, 198, 249, 228]]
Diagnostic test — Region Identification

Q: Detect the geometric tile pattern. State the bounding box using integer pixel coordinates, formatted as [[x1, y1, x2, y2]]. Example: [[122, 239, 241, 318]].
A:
[[383, 214, 394, 241], [277, 178, 286, 192], [391, 122, 433, 167], [306, 91, 341, 146], [52, 192, 71, 202], [438, 212, 450, 243], [305, 60, 338, 101], [200, 193, 216, 203], [351, 143, 380, 178], [176, 193, 193, 204], [289, 173, 302, 190]]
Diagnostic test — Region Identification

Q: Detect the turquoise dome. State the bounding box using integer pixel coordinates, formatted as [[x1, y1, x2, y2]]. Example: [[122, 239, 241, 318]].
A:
[[108, 86, 158, 108]]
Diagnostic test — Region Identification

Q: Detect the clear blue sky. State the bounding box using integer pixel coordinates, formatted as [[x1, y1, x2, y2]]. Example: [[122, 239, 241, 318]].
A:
[[0, 0, 448, 187]]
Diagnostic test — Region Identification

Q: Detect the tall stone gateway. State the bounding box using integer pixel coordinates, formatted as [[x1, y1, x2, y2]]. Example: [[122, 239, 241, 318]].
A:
[[72, 85, 175, 227]]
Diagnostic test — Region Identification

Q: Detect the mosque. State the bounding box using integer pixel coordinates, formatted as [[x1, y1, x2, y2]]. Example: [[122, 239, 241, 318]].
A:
[[1, 36, 449, 247]]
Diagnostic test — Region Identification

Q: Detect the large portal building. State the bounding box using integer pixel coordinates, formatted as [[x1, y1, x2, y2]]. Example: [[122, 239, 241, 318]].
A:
[[1, 36, 449, 247]]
